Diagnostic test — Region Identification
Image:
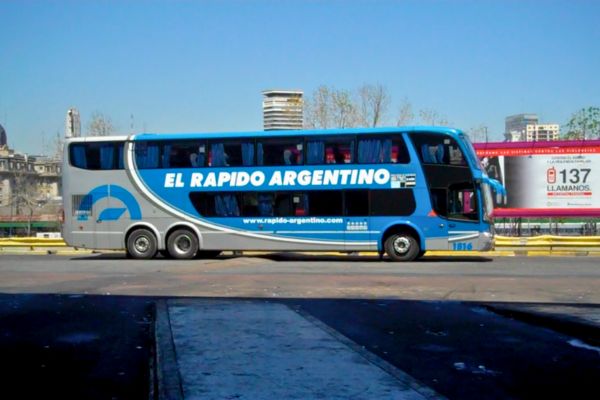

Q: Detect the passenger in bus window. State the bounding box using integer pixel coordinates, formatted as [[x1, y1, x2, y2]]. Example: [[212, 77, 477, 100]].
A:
[[333, 147, 345, 164], [283, 149, 293, 165], [188, 153, 196, 166]]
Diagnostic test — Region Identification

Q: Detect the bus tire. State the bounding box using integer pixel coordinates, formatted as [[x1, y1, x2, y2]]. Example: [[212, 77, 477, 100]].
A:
[[385, 233, 420, 262], [195, 250, 221, 259], [126, 228, 158, 259], [166, 229, 199, 259]]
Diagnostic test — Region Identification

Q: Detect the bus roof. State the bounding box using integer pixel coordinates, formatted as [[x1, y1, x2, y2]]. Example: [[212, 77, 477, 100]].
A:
[[134, 126, 462, 141], [64, 126, 464, 143]]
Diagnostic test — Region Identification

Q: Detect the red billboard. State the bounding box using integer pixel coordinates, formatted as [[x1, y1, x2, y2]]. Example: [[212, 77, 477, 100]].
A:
[[474, 140, 600, 217]]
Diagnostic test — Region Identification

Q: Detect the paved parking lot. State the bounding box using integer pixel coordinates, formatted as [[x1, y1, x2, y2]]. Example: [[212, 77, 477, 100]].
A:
[[0, 253, 599, 399]]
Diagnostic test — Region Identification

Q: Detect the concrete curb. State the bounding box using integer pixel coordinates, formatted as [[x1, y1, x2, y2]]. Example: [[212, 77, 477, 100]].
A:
[[154, 300, 184, 400], [292, 305, 446, 400]]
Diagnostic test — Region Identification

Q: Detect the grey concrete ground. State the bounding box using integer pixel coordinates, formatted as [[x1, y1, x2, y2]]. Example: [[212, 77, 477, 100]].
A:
[[0, 253, 599, 303], [159, 299, 439, 400], [1, 253, 599, 399]]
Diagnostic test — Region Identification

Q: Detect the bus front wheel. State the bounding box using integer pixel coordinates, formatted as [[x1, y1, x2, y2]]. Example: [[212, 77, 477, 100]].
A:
[[127, 228, 158, 259], [385, 233, 420, 262], [166, 229, 199, 259]]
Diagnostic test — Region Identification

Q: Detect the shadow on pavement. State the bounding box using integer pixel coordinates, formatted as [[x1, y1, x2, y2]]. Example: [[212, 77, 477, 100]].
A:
[[70, 251, 494, 263], [0, 293, 598, 399]]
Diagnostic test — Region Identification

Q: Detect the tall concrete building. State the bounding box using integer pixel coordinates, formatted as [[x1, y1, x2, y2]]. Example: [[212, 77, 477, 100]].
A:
[[262, 90, 303, 130], [65, 108, 81, 138], [505, 113, 560, 142]]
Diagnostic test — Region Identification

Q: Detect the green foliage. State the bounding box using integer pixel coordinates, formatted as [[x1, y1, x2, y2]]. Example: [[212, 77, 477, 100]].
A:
[[564, 107, 600, 139]]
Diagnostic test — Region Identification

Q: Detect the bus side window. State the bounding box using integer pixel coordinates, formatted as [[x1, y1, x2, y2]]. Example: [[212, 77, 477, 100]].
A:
[[411, 133, 466, 166], [307, 137, 354, 165], [357, 136, 409, 164], [430, 188, 448, 217], [258, 138, 303, 166], [209, 141, 254, 167], [135, 142, 161, 169], [446, 184, 478, 221], [257, 193, 274, 216], [283, 149, 294, 165], [71, 142, 122, 170], [189, 153, 199, 167], [274, 194, 292, 216]]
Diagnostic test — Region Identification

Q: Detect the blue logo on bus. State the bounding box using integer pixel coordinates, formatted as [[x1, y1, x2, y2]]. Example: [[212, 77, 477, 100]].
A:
[[77, 185, 142, 222]]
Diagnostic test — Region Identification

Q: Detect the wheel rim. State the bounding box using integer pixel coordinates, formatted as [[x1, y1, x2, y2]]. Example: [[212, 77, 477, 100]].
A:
[[174, 235, 192, 255], [134, 236, 150, 253], [393, 236, 411, 254]]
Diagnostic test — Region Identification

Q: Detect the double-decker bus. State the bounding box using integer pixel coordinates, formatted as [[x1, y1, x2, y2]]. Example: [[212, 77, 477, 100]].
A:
[[62, 127, 501, 261]]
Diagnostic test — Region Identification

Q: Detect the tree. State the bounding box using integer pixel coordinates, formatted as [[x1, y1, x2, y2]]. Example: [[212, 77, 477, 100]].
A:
[[305, 84, 391, 129], [304, 86, 332, 129], [467, 124, 489, 143], [418, 108, 449, 126], [304, 86, 360, 129], [357, 84, 390, 127], [396, 98, 414, 126], [10, 167, 40, 236], [564, 107, 600, 139], [331, 88, 358, 128], [53, 130, 64, 160], [87, 112, 115, 136]]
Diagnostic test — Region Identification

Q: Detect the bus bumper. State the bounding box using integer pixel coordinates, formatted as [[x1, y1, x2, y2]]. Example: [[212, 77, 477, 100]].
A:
[[479, 231, 495, 251]]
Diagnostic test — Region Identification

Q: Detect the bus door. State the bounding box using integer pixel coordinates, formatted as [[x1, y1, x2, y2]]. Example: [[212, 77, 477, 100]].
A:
[[446, 183, 480, 251], [344, 190, 372, 250]]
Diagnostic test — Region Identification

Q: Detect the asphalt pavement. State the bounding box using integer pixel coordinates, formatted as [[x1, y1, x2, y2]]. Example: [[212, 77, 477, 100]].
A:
[[0, 293, 154, 400], [1, 254, 600, 399]]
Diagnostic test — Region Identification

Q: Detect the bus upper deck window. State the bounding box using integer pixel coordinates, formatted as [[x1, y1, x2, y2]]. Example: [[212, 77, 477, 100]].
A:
[[307, 137, 354, 165], [357, 136, 409, 164], [70, 142, 122, 170], [258, 138, 303, 166], [411, 134, 467, 166]]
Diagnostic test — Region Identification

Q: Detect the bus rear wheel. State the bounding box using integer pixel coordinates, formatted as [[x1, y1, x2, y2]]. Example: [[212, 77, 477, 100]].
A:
[[385, 233, 420, 262], [127, 228, 158, 259], [166, 229, 199, 259]]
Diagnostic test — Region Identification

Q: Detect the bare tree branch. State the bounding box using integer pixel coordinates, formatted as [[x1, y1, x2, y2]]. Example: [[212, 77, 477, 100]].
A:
[[396, 98, 414, 126], [87, 112, 115, 136], [331, 88, 358, 128], [467, 124, 489, 142], [357, 84, 390, 127], [419, 108, 449, 126], [304, 85, 332, 129]]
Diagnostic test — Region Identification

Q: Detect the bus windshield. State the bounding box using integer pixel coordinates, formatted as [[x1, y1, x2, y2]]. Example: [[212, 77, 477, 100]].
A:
[[460, 134, 483, 171]]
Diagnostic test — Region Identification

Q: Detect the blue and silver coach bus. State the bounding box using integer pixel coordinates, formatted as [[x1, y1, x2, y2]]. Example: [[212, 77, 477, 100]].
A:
[[62, 127, 503, 261]]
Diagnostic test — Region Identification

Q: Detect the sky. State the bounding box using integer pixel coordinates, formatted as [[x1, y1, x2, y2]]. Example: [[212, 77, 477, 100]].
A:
[[1, 0, 599, 154]]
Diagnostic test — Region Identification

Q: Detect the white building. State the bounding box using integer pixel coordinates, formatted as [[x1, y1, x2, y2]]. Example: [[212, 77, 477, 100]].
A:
[[505, 113, 560, 142], [65, 108, 81, 138], [524, 124, 560, 141], [262, 90, 304, 130]]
